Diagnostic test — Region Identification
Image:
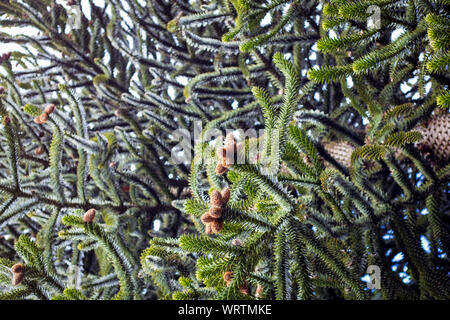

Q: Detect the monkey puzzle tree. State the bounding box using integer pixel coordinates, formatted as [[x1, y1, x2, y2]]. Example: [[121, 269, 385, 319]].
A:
[[0, 0, 448, 300]]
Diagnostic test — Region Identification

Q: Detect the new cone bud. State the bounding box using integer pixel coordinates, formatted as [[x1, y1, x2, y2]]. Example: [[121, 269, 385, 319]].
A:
[[220, 187, 230, 204], [12, 272, 24, 286], [215, 162, 227, 175], [210, 219, 223, 234], [10, 264, 23, 274], [239, 284, 249, 295], [34, 146, 45, 155], [223, 271, 232, 283], [210, 190, 222, 207], [209, 206, 222, 218], [200, 212, 215, 224], [83, 208, 96, 223], [214, 133, 238, 175], [204, 224, 213, 235], [44, 104, 55, 114], [39, 113, 48, 123]]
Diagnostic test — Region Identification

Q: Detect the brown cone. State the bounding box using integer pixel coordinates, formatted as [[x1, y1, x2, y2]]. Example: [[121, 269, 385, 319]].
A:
[[220, 187, 231, 204], [322, 114, 449, 169], [39, 113, 48, 123], [204, 224, 213, 235], [210, 220, 223, 234], [210, 190, 222, 207], [44, 104, 55, 114], [34, 146, 45, 155], [200, 212, 215, 224], [83, 208, 96, 223], [10, 264, 23, 274], [415, 113, 449, 166], [323, 140, 355, 168], [209, 206, 222, 219], [215, 162, 227, 175], [12, 272, 24, 286], [239, 284, 249, 295], [223, 271, 233, 283]]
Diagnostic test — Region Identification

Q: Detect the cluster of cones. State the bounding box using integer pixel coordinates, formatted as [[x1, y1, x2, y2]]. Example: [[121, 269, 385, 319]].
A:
[[200, 187, 230, 234], [10, 264, 24, 286], [33, 104, 55, 125], [223, 271, 249, 295], [215, 133, 242, 175]]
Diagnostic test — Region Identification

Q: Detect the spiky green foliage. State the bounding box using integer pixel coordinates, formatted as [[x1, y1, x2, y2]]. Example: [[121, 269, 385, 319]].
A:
[[142, 0, 449, 300], [0, 0, 448, 301]]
